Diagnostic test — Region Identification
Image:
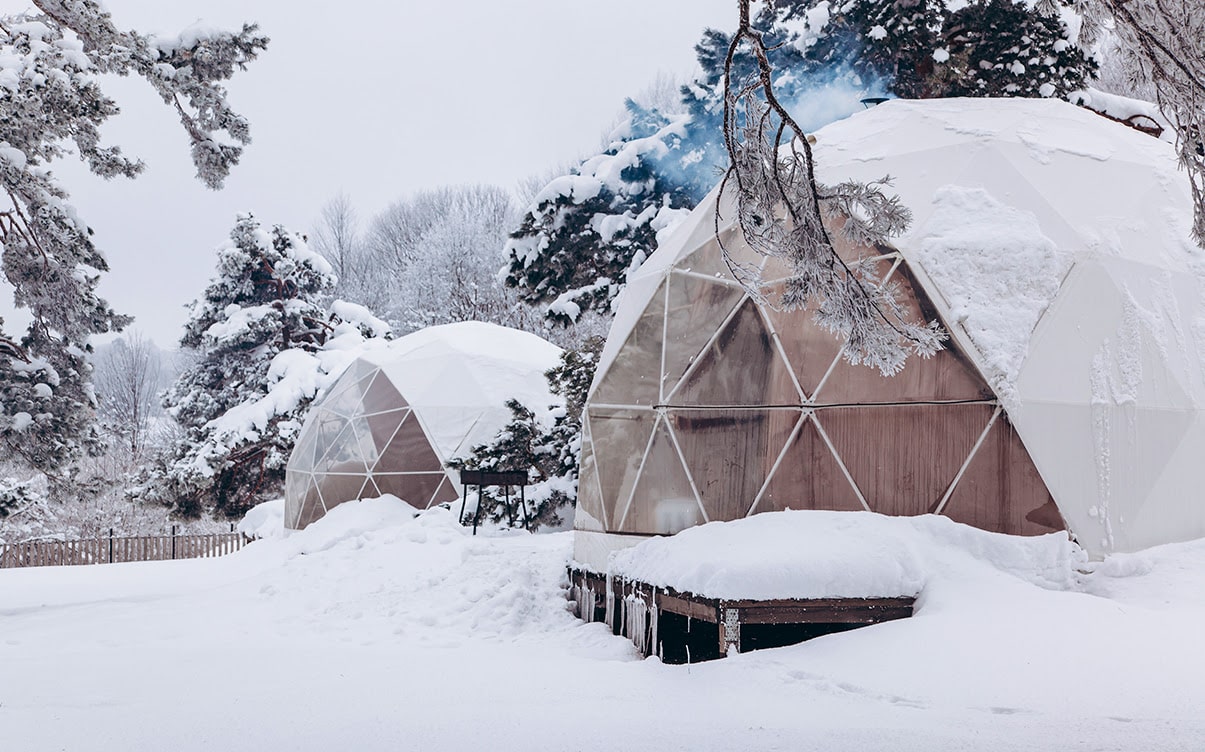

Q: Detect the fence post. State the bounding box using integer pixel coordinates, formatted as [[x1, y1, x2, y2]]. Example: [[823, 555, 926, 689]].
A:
[[108, 528, 113, 564], [171, 525, 176, 560]]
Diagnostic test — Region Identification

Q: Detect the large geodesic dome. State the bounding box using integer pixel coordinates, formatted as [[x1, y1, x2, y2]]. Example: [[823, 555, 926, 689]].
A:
[[285, 322, 562, 529], [574, 97, 1205, 568]]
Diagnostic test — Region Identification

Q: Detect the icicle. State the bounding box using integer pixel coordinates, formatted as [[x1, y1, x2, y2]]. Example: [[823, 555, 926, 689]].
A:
[[604, 573, 615, 630], [571, 583, 584, 620], [624, 592, 649, 655], [649, 598, 659, 658]]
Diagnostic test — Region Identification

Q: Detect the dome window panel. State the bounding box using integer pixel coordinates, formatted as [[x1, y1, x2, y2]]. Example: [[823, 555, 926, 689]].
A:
[[618, 417, 702, 535], [752, 416, 867, 515], [671, 297, 799, 407], [592, 281, 667, 407], [669, 408, 797, 522], [587, 407, 658, 533]]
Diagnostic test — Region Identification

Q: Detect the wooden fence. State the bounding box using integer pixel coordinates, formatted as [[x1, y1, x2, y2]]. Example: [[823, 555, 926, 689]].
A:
[[0, 528, 250, 569]]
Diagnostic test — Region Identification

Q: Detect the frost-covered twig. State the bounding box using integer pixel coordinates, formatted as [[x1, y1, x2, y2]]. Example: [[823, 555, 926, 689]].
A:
[[719, 0, 944, 375]]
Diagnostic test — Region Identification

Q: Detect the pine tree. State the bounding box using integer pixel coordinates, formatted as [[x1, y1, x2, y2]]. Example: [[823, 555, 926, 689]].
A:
[[941, 0, 1095, 98], [504, 102, 700, 325], [0, 2, 266, 475], [779, 0, 1094, 100], [0, 476, 45, 518], [139, 214, 336, 518]]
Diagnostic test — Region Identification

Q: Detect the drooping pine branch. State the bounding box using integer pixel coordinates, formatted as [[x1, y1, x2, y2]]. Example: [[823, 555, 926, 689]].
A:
[[719, 0, 944, 376]]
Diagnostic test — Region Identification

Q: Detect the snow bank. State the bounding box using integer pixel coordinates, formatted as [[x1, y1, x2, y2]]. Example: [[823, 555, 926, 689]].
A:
[[1083, 535, 1205, 610], [608, 510, 1080, 600], [5, 502, 1205, 750]]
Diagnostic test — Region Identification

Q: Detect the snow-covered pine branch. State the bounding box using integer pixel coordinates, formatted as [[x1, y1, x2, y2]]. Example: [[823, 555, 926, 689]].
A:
[[0, 2, 266, 473]]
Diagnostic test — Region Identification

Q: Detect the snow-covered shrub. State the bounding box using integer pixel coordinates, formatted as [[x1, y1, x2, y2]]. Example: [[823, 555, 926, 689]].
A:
[[0, 476, 44, 518]]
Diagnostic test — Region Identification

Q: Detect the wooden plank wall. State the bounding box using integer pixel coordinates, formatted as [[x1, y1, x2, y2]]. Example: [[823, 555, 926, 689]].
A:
[[0, 531, 249, 569]]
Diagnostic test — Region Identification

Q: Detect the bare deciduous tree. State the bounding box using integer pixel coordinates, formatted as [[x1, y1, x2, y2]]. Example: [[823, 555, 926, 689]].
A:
[[1083, 0, 1205, 243], [720, 0, 945, 376], [92, 332, 165, 466], [323, 185, 556, 338], [310, 193, 361, 290]]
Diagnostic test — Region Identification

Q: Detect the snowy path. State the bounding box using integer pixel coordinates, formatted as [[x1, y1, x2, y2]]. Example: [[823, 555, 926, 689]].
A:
[[2, 500, 1204, 751]]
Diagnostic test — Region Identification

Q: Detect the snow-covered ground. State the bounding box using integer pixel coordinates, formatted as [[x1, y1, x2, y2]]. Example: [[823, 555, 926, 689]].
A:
[[3, 497, 1204, 751]]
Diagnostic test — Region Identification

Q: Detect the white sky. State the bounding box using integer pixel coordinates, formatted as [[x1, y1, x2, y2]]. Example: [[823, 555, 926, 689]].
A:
[[5, 0, 736, 346]]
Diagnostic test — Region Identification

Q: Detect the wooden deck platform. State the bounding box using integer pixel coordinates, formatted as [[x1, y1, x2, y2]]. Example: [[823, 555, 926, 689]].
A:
[[568, 568, 915, 662]]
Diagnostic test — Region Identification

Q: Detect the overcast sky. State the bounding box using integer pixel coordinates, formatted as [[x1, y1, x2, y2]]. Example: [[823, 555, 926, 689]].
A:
[[5, 0, 737, 346]]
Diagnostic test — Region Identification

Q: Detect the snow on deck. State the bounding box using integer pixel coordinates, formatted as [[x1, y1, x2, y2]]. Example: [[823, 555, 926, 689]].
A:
[[607, 510, 1080, 600], [2, 499, 1204, 750]]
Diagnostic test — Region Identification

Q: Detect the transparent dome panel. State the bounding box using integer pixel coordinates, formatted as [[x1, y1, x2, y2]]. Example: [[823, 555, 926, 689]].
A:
[[752, 416, 865, 514], [373, 413, 442, 473], [592, 280, 666, 407], [662, 272, 746, 397], [671, 297, 798, 406], [374, 472, 446, 509], [360, 371, 409, 415], [574, 415, 607, 531], [618, 417, 700, 535], [315, 422, 370, 475], [586, 406, 656, 531], [314, 473, 372, 512], [818, 403, 993, 517]]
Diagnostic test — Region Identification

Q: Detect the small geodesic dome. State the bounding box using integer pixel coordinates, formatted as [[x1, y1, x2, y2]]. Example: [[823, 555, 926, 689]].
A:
[[285, 322, 563, 529], [574, 97, 1205, 567]]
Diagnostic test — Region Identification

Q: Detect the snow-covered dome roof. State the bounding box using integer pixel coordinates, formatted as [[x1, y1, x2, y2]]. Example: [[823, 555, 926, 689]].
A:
[[578, 97, 1203, 564], [286, 322, 563, 529]]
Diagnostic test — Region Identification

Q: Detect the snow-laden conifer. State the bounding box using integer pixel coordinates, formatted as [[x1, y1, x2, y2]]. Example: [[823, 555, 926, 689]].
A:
[[135, 215, 385, 518]]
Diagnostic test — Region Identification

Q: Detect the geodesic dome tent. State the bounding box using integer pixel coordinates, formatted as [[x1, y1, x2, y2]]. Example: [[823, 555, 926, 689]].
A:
[[574, 97, 1205, 568], [285, 322, 562, 529]]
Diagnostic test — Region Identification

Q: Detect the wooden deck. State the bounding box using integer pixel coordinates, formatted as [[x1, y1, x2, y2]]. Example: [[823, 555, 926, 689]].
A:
[[569, 568, 914, 662]]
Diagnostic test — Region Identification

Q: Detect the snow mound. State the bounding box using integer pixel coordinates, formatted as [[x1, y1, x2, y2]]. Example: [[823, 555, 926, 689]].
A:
[[1084, 536, 1205, 611], [608, 510, 1081, 600], [246, 495, 587, 643], [282, 495, 421, 556], [238, 498, 285, 540]]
